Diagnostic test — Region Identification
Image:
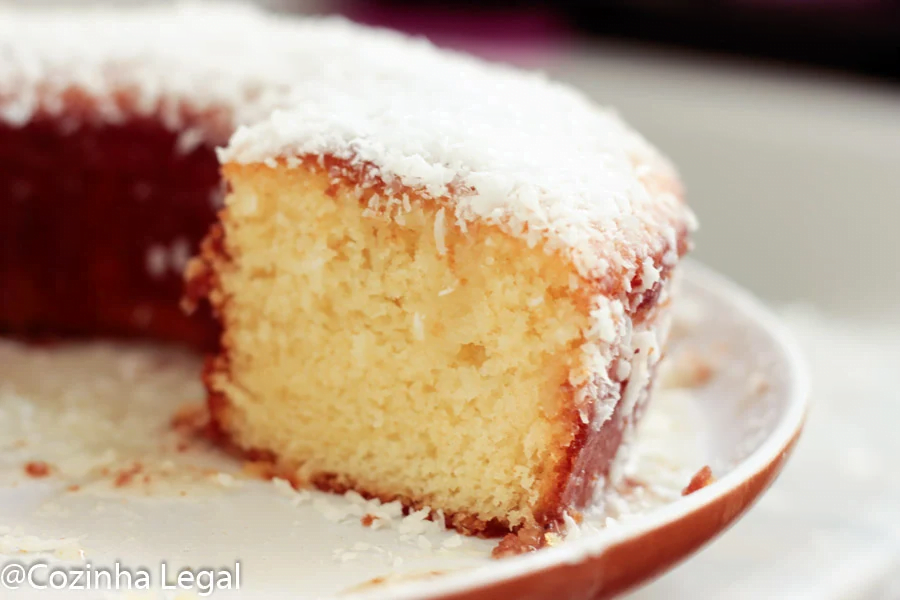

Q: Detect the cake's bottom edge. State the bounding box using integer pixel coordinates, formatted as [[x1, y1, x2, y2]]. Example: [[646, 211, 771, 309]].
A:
[[203, 374, 654, 539], [205, 389, 523, 538]]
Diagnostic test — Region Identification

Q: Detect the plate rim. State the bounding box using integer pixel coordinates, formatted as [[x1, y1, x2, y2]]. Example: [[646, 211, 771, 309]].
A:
[[345, 261, 810, 600]]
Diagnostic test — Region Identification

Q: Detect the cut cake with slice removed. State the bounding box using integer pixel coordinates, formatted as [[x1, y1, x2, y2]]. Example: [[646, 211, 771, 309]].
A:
[[0, 1, 695, 536]]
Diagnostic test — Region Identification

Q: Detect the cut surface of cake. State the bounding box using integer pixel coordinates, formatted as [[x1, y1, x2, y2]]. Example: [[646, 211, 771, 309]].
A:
[[0, 3, 696, 535]]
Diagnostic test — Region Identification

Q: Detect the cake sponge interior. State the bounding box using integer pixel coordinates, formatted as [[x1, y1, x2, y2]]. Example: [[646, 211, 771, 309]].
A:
[[207, 163, 592, 531]]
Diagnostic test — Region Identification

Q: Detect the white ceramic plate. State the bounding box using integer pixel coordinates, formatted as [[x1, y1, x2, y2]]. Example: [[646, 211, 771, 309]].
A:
[[0, 262, 807, 599]]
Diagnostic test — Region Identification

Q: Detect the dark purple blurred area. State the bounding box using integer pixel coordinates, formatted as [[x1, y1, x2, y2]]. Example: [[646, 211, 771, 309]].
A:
[[324, 0, 900, 82]]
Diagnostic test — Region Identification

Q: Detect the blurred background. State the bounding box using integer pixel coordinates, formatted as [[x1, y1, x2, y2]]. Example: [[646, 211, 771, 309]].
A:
[[8, 0, 900, 597]]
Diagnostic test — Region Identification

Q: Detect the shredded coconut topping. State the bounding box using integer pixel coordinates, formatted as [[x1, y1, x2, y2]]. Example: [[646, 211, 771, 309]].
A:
[[0, 1, 693, 282]]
